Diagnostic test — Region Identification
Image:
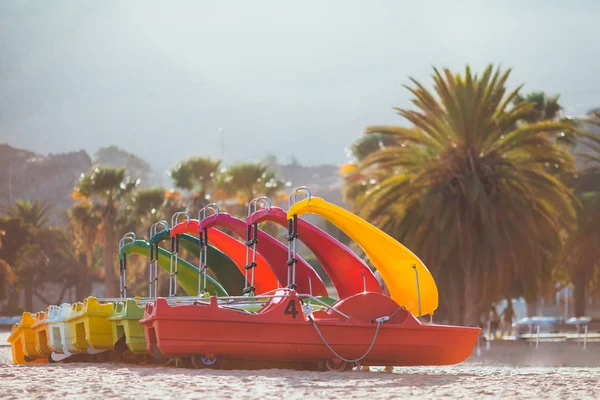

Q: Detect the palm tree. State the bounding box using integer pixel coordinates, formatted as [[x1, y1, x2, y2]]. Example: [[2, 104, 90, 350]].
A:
[[0, 229, 15, 302], [346, 65, 575, 325], [124, 187, 168, 233], [564, 112, 600, 316], [513, 91, 578, 146], [68, 202, 102, 299], [219, 162, 283, 213], [513, 91, 562, 123], [170, 157, 221, 210], [3, 200, 52, 228], [342, 134, 398, 205], [73, 167, 138, 297]]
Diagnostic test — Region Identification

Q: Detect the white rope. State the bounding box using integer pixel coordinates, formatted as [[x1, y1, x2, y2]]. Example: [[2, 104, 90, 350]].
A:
[[308, 314, 386, 364]]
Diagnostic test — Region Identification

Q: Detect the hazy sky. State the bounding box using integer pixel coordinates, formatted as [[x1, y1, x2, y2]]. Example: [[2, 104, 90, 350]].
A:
[[2, 0, 600, 172]]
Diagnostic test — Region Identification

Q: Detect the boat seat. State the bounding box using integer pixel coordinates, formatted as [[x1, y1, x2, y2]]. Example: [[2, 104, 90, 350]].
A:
[[328, 292, 412, 324]]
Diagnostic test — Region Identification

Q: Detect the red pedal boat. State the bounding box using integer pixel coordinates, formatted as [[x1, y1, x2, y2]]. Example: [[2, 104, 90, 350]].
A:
[[140, 190, 481, 369], [141, 290, 480, 370]]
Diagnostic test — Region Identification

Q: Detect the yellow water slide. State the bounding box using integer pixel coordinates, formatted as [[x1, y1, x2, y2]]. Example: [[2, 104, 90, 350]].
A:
[[287, 197, 438, 316]]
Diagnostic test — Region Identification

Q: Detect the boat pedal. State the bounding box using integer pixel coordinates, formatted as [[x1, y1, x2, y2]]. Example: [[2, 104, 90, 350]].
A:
[[51, 352, 72, 362], [86, 346, 106, 355]]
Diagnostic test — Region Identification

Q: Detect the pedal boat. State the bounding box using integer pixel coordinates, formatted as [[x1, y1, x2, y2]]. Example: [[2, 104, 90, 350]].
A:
[[47, 303, 74, 355], [109, 298, 146, 355], [7, 312, 49, 364], [67, 296, 114, 353], [140, 290, 481, 369], [32, 309, 53, 359]]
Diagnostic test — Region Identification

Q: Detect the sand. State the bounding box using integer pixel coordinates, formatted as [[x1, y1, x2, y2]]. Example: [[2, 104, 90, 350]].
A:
[[1, 340, 599, 400]]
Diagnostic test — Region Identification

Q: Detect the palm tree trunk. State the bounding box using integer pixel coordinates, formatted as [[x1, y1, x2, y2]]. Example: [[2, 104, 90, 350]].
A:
[[6, 288, 20, 312], [103, 207, 118, 298], [463, 267, 479, 326], [526, 293, 537, 317], [448, 271, 464, 325], [24, 281, 33, 311], [574, 269, 587, 317], [76, 268, 93, 300]]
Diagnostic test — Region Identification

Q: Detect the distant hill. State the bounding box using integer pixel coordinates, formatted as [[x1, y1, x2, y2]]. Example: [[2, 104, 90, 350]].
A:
[[268, 160, 344, 206], [0, 144, 91, 222], [0, 143, 347, 226]]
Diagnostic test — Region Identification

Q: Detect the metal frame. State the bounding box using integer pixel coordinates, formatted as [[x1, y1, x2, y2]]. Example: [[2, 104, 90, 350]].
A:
[[94, 290, 351, 320]]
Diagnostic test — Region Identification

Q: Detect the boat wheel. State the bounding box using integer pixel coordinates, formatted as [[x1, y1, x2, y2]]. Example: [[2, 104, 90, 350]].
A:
[[153, 347, 165, 362], [114, 336, 137, 363], [175, 357, 192, 368], [95, 351, 114, 363], [318, 359, 348, 372], [191, 354, 225, 369]]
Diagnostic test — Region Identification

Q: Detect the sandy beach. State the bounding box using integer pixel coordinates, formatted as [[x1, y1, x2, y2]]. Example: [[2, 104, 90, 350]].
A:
[[1, 334, 598, 400]]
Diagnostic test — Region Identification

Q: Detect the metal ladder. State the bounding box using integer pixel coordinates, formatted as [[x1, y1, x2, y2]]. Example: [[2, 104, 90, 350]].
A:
[[244, 197, 271, 295], [286, 186, 312, 292], [197, 204, 219, 295], [149, 221, 169, 297], [118, 232, 136, 298], [169, 212, 190, 297]]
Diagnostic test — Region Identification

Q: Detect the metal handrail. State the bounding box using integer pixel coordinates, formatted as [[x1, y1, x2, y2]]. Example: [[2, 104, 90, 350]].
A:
[[198, 203, 220, 222], [107, 291, 352, 321], [412, 265, 422, 318], [119, 232, 136, 250], [171, 211, 190, 229], [150, 220, 169, 238], [288, 186, 312, 209], [247, 196, 272, 217]]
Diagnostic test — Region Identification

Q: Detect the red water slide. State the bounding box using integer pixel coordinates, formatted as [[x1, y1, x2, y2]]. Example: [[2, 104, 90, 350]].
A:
[[170, 219, 279, 295], [198, 213, 328, 296], [247, 207, 381, 299]]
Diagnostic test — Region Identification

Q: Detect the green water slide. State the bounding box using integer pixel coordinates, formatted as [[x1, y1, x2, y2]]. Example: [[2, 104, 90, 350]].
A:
[[119, 239, 234, 296], [177, 234, 245, 295]]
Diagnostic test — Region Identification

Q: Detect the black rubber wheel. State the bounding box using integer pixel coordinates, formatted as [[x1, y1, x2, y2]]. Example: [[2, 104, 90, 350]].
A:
[[191, 355, 226, 369], [317, 359, 348, 372], [23, 355, 37, 363]]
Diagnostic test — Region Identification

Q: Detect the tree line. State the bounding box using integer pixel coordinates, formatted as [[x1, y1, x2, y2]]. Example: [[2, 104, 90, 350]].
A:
[[0, 160, 287, 313]]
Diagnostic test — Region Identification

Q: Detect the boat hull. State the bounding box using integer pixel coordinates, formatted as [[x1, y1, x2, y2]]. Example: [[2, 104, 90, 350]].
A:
[[141, 292, 480, 367], [7, 312, 49, 364], [67, 297, 114, 352], [109, 299, 146, 354], [31, 310, 52, 358]]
